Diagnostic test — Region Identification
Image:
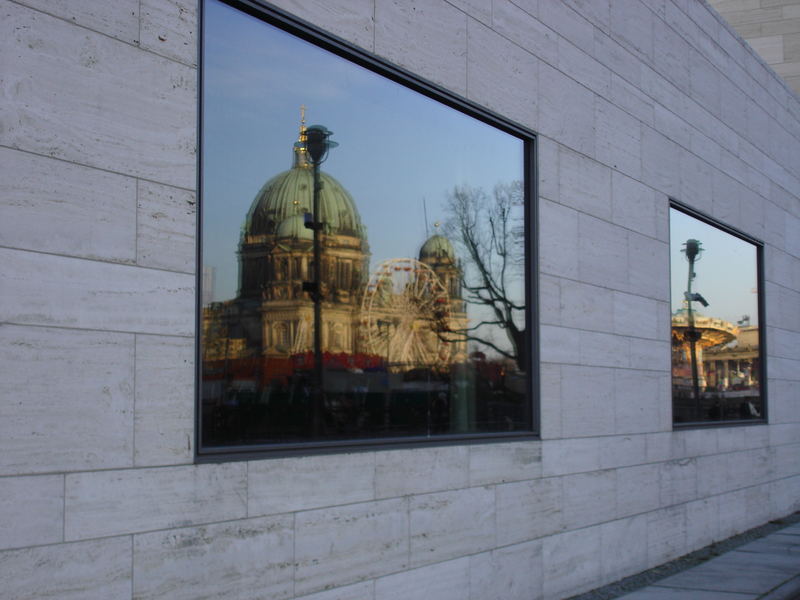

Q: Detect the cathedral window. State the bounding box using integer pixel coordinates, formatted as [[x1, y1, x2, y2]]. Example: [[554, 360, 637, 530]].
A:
[[198, 0, 537, 456]]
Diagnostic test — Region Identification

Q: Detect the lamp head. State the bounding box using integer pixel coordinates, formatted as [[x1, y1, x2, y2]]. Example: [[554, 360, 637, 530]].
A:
[[682, 238, 703, 262], [304, 125, 338, 164]]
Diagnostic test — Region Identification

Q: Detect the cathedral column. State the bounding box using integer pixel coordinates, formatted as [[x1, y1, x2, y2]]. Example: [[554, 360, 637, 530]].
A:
[[721, 359, 729, 389]]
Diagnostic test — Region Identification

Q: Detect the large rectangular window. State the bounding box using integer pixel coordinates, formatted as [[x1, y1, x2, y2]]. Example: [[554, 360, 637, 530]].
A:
[[198, 0, 536, 454], [669, 202, 765, 425]]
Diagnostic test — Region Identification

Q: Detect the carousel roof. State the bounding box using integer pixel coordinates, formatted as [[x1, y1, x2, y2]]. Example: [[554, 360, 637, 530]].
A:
[[671, 309, 737, 348]]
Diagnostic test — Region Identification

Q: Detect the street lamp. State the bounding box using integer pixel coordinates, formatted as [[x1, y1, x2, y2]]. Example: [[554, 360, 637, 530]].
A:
[[682, 238, 704, 419], [300, 124, 337, 435], [303, 124, 338, 164]]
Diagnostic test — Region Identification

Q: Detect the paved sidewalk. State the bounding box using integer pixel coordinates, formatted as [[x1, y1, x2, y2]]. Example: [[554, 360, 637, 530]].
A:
[[617, 522, 800, 600]]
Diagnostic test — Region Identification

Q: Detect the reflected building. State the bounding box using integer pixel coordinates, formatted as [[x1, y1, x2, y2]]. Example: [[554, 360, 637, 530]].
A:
[[704, 324, 760, 391], [236, 119, 370, 359], [671, 307, 761, 421], [204, 118, 466, 365], [202, 118, 472, 439]]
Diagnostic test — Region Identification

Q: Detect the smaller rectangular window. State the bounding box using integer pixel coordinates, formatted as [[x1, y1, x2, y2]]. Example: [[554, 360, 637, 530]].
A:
[[669, 202, 765, 425]]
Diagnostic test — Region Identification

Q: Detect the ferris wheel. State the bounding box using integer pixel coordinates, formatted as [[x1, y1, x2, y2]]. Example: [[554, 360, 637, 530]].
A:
[[360, 258, 452, 368]]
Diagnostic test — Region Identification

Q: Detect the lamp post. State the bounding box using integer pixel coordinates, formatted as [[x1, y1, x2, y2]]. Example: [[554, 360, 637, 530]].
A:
[[682, 238, 704, 419], [377, 319, 393, 430], [300, 125, 337, 435]]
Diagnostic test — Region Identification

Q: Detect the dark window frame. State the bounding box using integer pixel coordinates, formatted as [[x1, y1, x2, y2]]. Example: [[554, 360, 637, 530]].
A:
[[195, 0, 540, 460], [669, 199, 767, 429]]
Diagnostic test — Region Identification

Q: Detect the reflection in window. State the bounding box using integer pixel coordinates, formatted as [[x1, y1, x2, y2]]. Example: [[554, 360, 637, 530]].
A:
[[199, 0, 533, 450], [669, 205, 764, 424]]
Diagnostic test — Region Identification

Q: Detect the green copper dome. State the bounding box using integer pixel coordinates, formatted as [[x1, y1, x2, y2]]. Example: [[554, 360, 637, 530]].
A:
[[419, 234, 455, 261], [275, 214, 313, 242], [245, 163, 366, 240]]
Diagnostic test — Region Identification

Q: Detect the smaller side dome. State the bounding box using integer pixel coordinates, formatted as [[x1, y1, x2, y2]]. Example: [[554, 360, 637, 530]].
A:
[[419, 234, 455, 261], [276, 214, 313, 242]]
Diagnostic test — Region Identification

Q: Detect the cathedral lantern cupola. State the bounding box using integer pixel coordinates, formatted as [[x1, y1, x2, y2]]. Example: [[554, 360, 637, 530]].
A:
[[419, 226, 462, 303], [237, 111, 369, 300]]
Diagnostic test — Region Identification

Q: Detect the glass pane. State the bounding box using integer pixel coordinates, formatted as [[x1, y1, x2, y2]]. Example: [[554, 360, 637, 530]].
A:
[[200, 0, 530, 448], [669, 207, 762, 423]]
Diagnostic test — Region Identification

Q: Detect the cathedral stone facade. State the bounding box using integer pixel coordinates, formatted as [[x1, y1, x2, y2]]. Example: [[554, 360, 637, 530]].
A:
[[203, 122, 466, 369]]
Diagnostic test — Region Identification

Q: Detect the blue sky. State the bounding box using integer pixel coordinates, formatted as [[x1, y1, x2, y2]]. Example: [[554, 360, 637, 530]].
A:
[[202, 0, 523, 304], [669, 208, 759, 326]]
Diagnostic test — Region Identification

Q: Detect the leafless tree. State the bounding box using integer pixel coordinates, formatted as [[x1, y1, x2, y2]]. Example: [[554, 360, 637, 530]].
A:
[[439, 181, 527, 370]]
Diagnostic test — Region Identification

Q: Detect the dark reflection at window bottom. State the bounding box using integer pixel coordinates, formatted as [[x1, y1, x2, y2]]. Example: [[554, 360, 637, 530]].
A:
[[673, 388, 762, 423], [202, 359, 528, 446], [672, 349, 762, 423]]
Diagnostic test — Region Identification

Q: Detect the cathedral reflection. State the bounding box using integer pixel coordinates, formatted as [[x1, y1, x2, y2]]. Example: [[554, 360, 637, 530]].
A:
[[201, 116, 527, 445]]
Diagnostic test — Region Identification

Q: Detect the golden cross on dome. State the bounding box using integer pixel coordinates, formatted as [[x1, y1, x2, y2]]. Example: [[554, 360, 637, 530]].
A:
[[293, 105, 311, 168]]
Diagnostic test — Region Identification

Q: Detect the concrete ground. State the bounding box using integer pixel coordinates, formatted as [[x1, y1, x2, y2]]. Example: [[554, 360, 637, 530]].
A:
[[572, 513, 800, 600], [618, 522, 800, 599]]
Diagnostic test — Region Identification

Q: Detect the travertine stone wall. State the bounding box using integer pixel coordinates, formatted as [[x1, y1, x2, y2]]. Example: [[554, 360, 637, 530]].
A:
[[1, 0, 798, 599], [709, 0, 800, 94]]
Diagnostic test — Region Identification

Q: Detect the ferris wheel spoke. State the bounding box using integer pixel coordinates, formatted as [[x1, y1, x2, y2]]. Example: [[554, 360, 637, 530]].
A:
[[361, 257, 453, 368], [392, 327, 413, 363]]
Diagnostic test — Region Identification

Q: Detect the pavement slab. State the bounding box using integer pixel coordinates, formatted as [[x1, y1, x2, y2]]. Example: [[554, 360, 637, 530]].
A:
[[777, 525, 800, 537], [618, 587, 756, 599], [655, 555, 796, 594], [736, 535, 800, 556], [574, 514, 800, 600], [616, 528, 800, 599]]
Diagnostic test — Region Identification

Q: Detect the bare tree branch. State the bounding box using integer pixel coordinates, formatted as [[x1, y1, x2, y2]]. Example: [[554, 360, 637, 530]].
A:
[[443, 181, 526, 370], [436, 329, 517, 360]]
